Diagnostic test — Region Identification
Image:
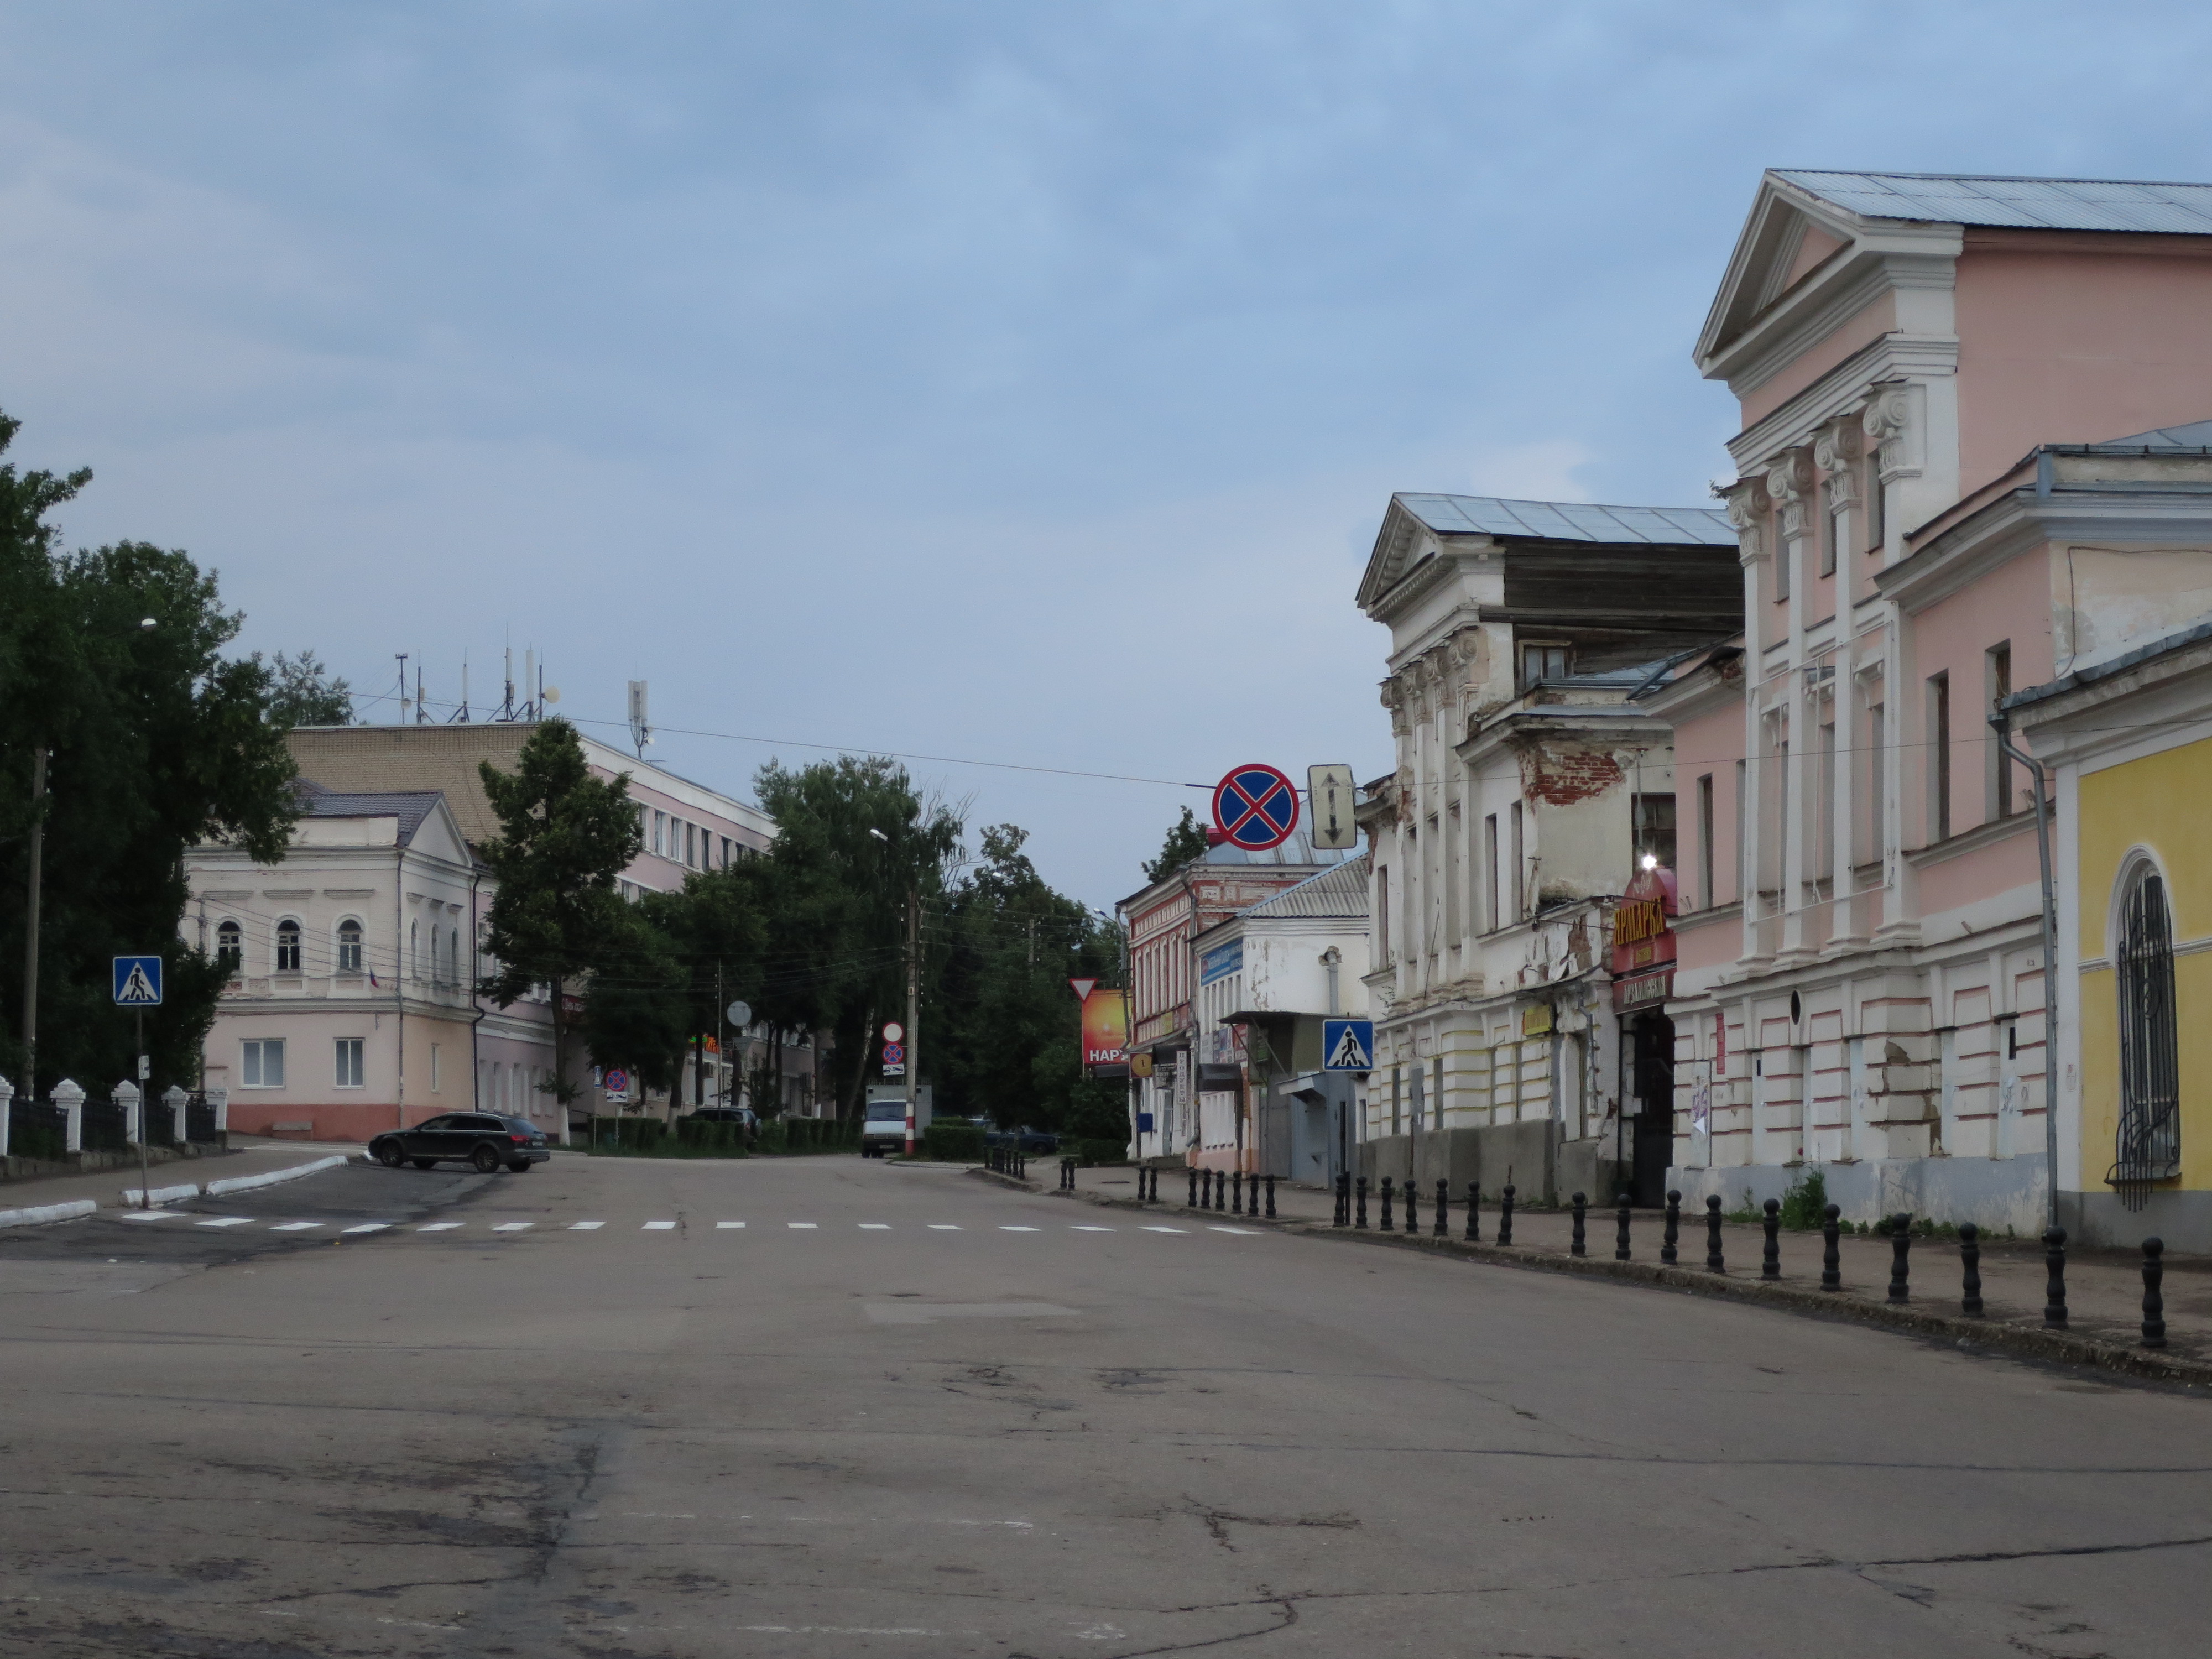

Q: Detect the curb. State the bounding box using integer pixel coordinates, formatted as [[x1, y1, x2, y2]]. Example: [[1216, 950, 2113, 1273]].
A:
[[0, 1198, 100, 1229], [1049, 1188, 2212, 1390], [967, 1167, 1044, 1194], [202, 1155, 350, 1199], [119, 1181, 203, 1207]]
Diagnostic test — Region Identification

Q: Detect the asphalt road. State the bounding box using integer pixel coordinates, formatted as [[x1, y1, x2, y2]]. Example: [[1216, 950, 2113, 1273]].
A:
[[2, 1155, 2208, 1659]]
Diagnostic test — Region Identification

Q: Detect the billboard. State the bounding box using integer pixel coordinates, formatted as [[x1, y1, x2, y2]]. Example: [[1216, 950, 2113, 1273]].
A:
[[1079, 987, 1130, 1077]]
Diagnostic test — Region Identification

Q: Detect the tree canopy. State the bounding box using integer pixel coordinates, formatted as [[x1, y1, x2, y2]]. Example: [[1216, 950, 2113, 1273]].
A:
[[1142, 805, 1211, 883]]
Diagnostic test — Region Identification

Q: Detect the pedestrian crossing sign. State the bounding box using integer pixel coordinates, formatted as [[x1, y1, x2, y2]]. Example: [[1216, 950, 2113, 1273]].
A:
[[113, 954, 164, 1006], [1322, 1018, 1373, 1073]]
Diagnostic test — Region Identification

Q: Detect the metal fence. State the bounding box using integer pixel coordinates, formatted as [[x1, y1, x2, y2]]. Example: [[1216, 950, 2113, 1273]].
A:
[[6, 1099, 68, 1162], [81, 1097, 129, 1154]]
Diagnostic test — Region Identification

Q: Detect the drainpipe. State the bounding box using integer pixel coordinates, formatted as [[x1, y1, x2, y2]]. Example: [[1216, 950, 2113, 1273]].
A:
[[467, 862, 486, 1116], [1991, 711, 2060, 1230], [395, 844, 406, 1133]]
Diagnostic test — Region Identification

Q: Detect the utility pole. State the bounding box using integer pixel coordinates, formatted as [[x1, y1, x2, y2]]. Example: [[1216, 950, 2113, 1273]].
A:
[[19, 748, 45, 1108], [905, 886, 920, 1157]]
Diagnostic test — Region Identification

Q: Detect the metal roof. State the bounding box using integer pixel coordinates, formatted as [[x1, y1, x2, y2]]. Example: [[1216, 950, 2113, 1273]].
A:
[[295, 778, 446, 847], [1776, 170, 2212, 235], [2085, 419, 2212, 452], [1238, 854, 1370, 921], [1394, 493, 1735, 547]]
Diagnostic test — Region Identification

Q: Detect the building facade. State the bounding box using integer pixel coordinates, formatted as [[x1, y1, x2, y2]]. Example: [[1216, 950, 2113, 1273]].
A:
[[1354, 494, 1741, 1202]]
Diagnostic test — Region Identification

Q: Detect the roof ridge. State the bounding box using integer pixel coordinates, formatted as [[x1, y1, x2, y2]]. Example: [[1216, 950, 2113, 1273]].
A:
[[1778, 166, 2212, 190]]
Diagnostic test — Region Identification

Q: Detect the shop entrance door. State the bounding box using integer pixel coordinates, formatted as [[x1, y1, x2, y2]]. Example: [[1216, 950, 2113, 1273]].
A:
[[1629, 1011, 1676, 1207]]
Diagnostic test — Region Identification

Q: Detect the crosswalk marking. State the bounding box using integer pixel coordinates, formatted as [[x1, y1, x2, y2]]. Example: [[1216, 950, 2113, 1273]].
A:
[[268, 1222, 322, 1232], [120, 1211, 181, 1222], [1070, 1225, 1115, 1232], [788, 1222, 817, 1229], [715, 1222, 745, 1229], [642, 1221, 677, 1231], [999, 1226, 1040, 1232], [417, 1222, 464, 1232], [1141, 1226, 1187, 1234], [124, 1214, 1243, 1241], [340, 1224, 391, 1235], [197, 1217, 254, 1228], [493, 1223, 534, 1233], [928, 1224, 962, 1230], [858, 1223, 891, 1230], [1208, 1227, 1260, 1235], [570, 1222, 605, 1230]]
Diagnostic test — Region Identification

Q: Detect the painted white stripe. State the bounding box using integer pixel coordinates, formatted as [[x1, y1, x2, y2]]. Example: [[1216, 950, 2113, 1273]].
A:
[[416, 1222, 465, 1232], [119, 1211, 182, 1222], [340, 1223, 391, 1235], [787, 1222, 817, 1229], [196, 1217, 254, 1228], [569, 1221, 605, 1230], [714, 1222, 745, 1229], [999, 1225, 1040, 1232], [268, 1222, 323, 1232], [492, 1222, 534, 1232], [928, 1224, 962, 1230], [857, 1223, 892, 1230], [1140, 1226, 1187, 1234], [1207, 1227, 1260, 1235], [642, 1220, 677, 1230], [1069, 1225, 1115, 1232]]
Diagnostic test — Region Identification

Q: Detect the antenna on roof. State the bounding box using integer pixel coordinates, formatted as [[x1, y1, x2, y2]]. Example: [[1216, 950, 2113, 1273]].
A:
[[628, 680, 651, 757], [497, 644, 517, 722], [396, 653, 409, 723], [415, 664, 427, 724], [450, 653, 471, 723]]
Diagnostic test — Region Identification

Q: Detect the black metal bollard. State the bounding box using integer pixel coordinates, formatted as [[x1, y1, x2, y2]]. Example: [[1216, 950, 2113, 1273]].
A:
[[1355, 1176, 1369, 1229], [1762, 1198, 1782, 1281], [1232, 1171, 1243, 1215], [1570, 1192, 1588, 1256], [2043, 1226, 2069, 1328], [1187, 1167, 1198, 1208], [1214, 1170, 1227, 1212], [1435, 1179, 1449, 1238], [2142, 1237, 2167, 1349], [1820, 1203, 1841, 1291], [1265, 1175, 1277, 1219], [1334, 1171, 1348, 1227], [1705, 1194, 1725, 1273], [1498, 1183, 1515, 1246], [1958, 1222, 1983, 1316], [1662, 1190, 1681, 1265], [1403, 1178, 1419, 1235], [1885, 1213, 1912, 1304], [1379, 1177, 1394, 1232], [1464, 1183, 1480, 1242], [1615, 1190, 1632, 1261]]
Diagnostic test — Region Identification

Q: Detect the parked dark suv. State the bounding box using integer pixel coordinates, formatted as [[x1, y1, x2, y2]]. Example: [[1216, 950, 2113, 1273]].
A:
[[370, 1113, 550, 1174]]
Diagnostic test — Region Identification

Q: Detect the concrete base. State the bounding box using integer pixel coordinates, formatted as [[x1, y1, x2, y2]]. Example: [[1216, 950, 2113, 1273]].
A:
[[2064, 1188, 2212, 1254], [1360, 1123, 1625, 1207], [1668, 1156, 2047, 1234], [3, 1141, 231, 1186]]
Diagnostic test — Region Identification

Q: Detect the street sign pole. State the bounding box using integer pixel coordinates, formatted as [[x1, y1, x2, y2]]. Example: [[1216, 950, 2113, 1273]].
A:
[[905, 888, 919, 1157], [135, 1009, 149, 1208]]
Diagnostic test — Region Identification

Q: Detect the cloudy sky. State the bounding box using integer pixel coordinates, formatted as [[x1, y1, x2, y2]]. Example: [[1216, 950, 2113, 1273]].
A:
[[4, 1, 2209, 904]]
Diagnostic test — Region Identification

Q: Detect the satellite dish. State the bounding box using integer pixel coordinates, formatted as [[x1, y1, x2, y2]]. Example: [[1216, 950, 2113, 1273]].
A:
[[726, 1000, 752, 1027], [542, 685, 561, 704]]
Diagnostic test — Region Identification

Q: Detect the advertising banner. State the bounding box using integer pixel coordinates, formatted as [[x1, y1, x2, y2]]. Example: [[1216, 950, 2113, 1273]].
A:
[[1079, 987, 1130, 1077]]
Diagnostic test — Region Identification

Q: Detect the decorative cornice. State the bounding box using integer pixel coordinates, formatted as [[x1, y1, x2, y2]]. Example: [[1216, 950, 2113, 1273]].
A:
[[1814, 420, 1864, 507], [1765, 449, 1815, 538], [1723, 477, 1771, 568]]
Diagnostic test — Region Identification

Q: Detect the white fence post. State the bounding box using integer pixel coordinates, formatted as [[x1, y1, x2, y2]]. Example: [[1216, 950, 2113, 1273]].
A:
[[163, 1085, 189, 1144], [53, 1079, 84, 1155], [0, 1076, 13, 1161], [114, 1081, 143, 1145], [207, 1087, 228, 1135]]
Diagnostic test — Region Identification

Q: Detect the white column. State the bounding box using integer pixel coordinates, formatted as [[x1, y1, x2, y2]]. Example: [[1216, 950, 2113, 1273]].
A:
[[53, 1079, 84, 1155], [163, 1085, 189, 1144], [0, 1077, 12, 1161], [1767, 449, 1815, 964], [114, 1081, 142, 1144], [207, 1087, 229, 1135], [1725, 477, 1772, 967]]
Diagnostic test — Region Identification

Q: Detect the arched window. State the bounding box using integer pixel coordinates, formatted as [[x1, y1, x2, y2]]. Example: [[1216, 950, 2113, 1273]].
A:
[[216, 920, 243, 972], [2113, 860, 2182, 1208], [449, 930, 461, 988], [409, 920, 420, 980], [337, 919, 363, 974], [275, 919, 302, 974], [429, 924, 442, 984]]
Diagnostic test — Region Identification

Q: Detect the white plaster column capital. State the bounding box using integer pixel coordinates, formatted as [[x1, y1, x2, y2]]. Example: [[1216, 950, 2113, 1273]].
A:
[[1723, 476, 1771, 567], [1765, 449, 1816, 538]]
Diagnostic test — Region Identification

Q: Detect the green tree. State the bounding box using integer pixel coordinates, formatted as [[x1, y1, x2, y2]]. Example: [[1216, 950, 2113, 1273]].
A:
[[255, 649, 354, 727], [1142, 805, 1211, 883], [476, 718, 643, 1106], [0, 410, 302, 1097]]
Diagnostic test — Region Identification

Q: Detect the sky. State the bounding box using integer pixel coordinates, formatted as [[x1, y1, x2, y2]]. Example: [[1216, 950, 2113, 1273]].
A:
[[5, 0, 2212, 906]]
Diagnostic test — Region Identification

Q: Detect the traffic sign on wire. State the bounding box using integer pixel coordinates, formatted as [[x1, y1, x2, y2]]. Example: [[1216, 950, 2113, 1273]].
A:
[[1212, 764, 1300, 852]]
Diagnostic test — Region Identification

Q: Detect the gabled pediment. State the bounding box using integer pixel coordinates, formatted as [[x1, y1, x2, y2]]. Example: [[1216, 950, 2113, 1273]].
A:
[[1355, 496, 1444, 613], [1695, 173, 1866, 373]]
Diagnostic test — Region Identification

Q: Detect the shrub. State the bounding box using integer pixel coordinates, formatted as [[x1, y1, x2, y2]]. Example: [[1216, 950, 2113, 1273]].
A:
[[922, 1122, 984, 1162], [1076, 1138, 1128, 1166], [1778, 1168, 1829, 1230]]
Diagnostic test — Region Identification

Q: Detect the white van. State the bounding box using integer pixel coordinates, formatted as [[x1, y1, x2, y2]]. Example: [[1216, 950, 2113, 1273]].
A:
[[860, 1084, 932, 1157]]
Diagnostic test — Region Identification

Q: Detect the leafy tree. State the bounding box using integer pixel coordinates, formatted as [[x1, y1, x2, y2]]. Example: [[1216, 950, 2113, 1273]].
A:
[[575, 898, 688, 1107], [255, 649, 354, 727], [1142, 805, 1211, 883], [476, 718, 643, 1105], [0, 410, 301, 1097]]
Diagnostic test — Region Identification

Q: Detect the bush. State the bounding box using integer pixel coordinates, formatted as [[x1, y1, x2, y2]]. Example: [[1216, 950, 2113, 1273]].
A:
[[922, 1122, 984, 1162], [755, 1115, 858, 1155], [675, 1118, 748, 1156], [1778, 1168, 1829, 1230], [1075, 1138, 1128, 1167]]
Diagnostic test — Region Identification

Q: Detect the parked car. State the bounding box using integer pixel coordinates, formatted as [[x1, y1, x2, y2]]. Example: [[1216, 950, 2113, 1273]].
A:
[[369, 1113, 550, 1174], [985, 1126, 1060, 1156], [687, 1107, 758, 1133]]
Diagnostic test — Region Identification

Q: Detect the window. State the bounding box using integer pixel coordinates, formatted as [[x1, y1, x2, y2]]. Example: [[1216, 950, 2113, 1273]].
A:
[[1987, 643, 2014, 819], [1775, 528, 1791, 603], [2114, 862, 2182, 1205], [686, 821, 698, 868], [1928, 672, 1952, 842], [450, 930, 461, 987], [1633, 792, 1677, 872], [1509, 802, 1525, 922], [1858, 691, 1886, 873], [275, 919, 302, 973], [428, 924, 441, 984], [1820, 498, 1839, 578], [1865, 451, 1886, 559], [409, 919, 420, 980], [653, 810, 666, 857], [337, 919, 363, 974], [1813, 709, 1836, 890], [335, 1037, 364, 1088], [241, 1039, 286, 1088], [1734, 759, 1747, 904], [430, 1044, 441, 1093], [1695, 776, 1715, 909], [721, 836, 732, 868], [1444, 799, 1462, 945], [1376, 866, 1391, 962], [1484, 813, 1500, 932], [216, 920, 242, 972], [1519, 642, 1571, 692]]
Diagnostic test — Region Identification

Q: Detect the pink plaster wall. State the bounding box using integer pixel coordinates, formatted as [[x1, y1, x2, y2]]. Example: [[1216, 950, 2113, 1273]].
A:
[[1671, 700, 1745, 919], [1955, 232, 2212, 495], [1738, 291, 1896, 428]]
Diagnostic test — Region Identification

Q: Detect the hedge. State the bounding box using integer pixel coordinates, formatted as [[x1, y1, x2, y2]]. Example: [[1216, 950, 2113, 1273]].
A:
[[1074, 1138, 1129, 1166], [921, 1122, 984, 1162]]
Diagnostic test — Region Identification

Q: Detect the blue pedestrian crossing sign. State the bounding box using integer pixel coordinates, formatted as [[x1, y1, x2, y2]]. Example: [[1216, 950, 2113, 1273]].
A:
[[1322, 1018, 1373, 1073], [113, 955, 163, 1006]]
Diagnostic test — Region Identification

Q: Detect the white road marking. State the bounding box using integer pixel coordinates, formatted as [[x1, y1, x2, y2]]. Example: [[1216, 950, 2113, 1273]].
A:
[[1208, 1227, 1260, 1235], [999, 1225, 1040, 1232], [641, 1221, 677, 1230], [492, 1222, 534, 1232], [1141, 1226, 1187, 1234], [927, 1224, 962, 1230], [416, 1222, 464, 1232], [857, 1223, 892, 1230], [340, 1224, 391, 1235], [1069, 1225, 1115, 1232], [119, 1211, 181, 1222], [787, 1222, 817, 1229], [715, 1221, 745, 1229], [268, 1222, 323, 1232], [570, 1222, 605, 1230], [196, 1217, 254, 1228]]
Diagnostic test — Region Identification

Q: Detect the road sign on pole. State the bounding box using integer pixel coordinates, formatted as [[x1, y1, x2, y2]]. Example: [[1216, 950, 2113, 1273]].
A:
[[1322, 1019, 1374, 1073], [1211, 764, 1300, 852], [1308, 764, 1358, 851], [113, 956, 163, 1006]]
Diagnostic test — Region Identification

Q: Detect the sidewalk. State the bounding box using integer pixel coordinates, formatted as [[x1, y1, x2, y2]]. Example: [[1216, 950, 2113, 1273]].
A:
[[1065, 1165, 2211, 1380], [0, 1137, 360, 1218]]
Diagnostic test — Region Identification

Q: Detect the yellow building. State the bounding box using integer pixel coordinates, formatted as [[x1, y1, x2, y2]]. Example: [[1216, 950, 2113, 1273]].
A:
[[2013, 618, 2212, 1251]]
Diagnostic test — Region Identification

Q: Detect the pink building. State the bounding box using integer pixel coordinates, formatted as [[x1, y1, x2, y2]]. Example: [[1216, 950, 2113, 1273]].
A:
[[1655, 169, 2212, 1229]]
